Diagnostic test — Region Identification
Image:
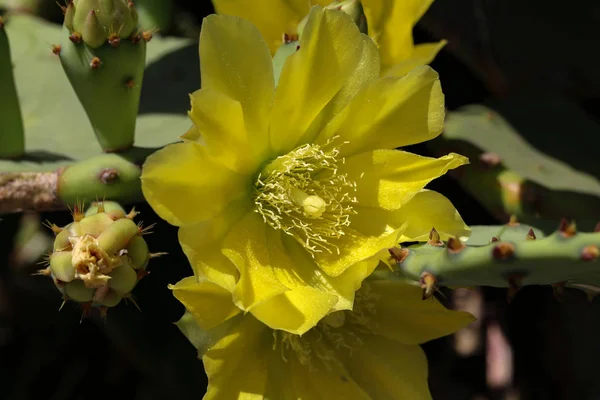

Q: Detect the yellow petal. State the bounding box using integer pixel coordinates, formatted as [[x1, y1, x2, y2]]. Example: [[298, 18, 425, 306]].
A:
[[250, 286, 338, 335], [212, 0, 308, 54], [323, 66, 445, 157], [180, 123, 201, 141], [340, 149, 468, 210], [337, 334, 433, 399], [200, 14, 274, 152], [170, 276, 241, 330], [269, 7, 368, 155], [367, 279, 476, 344], [362, 0, 433, 69], [395, 189, 471, 242], [187, 89, 261, 174], [175, 310, 242, 356], [203, 315, 271, 400], [178, 198, 249, 293], [141, 142, 249, 227], [246, 229, 378, 334], [221, 212, 288, 311], [315, 209, 402, 277], [383, 40, 447, 78]]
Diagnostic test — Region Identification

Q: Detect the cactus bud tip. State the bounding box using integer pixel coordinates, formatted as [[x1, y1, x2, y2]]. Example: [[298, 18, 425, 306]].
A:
[[526, 228, 536, 240], [69, 31, 82, 44], [558, 218, 577, 238], [388, 247, 409, 264], [52, 44, 62, 55], [447, 236, 466, 253], [90, 56, 102, 69]]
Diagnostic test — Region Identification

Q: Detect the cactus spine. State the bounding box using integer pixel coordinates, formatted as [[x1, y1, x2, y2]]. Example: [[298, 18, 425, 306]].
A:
[[59, 0, 147, 152], [0, 15, 25, 159], [37, 201, 162, 318], [392, 220, 600, 302]]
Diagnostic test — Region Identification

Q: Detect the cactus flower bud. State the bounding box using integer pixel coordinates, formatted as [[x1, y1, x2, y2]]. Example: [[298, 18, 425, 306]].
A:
[[36, 201, 161, 318]]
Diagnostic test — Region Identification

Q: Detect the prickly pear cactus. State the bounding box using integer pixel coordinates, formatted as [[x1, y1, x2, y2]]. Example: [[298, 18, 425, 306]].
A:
[[391, 218, 600, 303], [36, 201, 163, 318], [0, 15, 25, 159], [59, 0, 147, 152]]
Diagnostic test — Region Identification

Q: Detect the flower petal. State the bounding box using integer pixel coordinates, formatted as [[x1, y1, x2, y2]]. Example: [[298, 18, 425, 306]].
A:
[[269, 7, 368, 155], [187, 89, 262, 174], [212, 0, 308, 54], [322, 66, 445, 157], [178, 198, 249, 293], [247, 230, 380, 334], [337, 334, 433, 399], [394, 189, 471, 242], [383, 41, 447, 77], [362, 0, 434, 69], [175, 310, 242, 356], [170, 277, 241, 330], [200, 14, 274, 150], [221, 212, 289, 311], [367, 279, 476, 344], [340, 149, 468, 210], [203, 315, 272, 400], [141, 142, 249, 227]]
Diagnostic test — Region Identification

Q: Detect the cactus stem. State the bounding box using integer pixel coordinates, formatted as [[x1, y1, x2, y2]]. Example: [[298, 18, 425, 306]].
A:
[[52, 44, 62, 55], [428, 227, 444, 247], [447, 237, 466, 253], [69, 32, 82, 44], [552, 282, 566, 302], [506, 274, 524, 303], [526, 228, 537, 240], [420, 272, 437, 300], [89, 56, 102, 69], [108, 34, 121, 47], [492, 242, 515, 260], [581, 245, 600, 261], [388, 247, 409, 264], [559, 218, 577, 238]]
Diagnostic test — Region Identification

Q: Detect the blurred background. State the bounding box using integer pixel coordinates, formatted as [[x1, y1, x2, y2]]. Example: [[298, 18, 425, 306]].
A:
[[1, 0, 599, 399]]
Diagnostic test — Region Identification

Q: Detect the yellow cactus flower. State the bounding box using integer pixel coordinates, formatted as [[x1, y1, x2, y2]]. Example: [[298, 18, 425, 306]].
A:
[[212, 0, 445, 76], [173, 273, 475, 399], [141, 7, 470, 335]]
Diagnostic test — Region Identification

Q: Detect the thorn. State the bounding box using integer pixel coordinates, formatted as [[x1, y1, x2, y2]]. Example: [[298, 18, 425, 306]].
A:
[[126, 207, 139, 220], [492, 242, 515, 261], [69, 31, 82, 44], [594, 221, 600, 233], [581, 245, 600, 261], [56, 1, 67, 13], [149, 252, 168, 259], [507, 215, 519, 226], [142, 28, 159, 42], [124, 294, 141, 312], [58, 297, 68, 311], [34, 267, 51, 276], [388, 247, 409, 264], [70, 199, 85, 222], [491, 236, 500, 242], [90, 56, 102, 69], [558, 218, 577, 238], [43, 220, 63, 234], [138, 222, 156, 236], [427, 227, 443, 247], [506, 274, 524, 303], [124, 78, 136, 89], [526, 228, 537, 240], [96, 201, 105, 213], [447, 237, 466, 253], [552, 282, 566, 302], [420, 272, 438, 300], [51, 44, 62, 55], [136, 269, 150, 280], [108, 34, 121, 47], [80, 302, 92, 323]]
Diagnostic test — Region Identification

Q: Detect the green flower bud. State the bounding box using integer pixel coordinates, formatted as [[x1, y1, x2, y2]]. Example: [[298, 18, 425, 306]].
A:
[[108, 263, 137, 294], [126, 235, 150, 270], [65, 280, 95, 302], [50, 251, 76, 282]]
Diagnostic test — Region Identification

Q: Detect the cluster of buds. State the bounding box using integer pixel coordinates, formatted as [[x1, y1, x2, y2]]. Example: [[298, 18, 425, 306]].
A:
[[37, 201, 164, 318]]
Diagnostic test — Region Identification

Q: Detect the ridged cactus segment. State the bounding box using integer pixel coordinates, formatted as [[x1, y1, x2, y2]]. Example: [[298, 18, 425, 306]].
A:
[[59, 0, 147, 152], [0, 16, 25, 159], [36, 201, 161, 318], [394, 220, 600, 302]]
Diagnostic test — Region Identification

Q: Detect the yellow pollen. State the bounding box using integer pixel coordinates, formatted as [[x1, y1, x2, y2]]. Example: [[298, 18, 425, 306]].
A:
[[253, 140, 357, 255]]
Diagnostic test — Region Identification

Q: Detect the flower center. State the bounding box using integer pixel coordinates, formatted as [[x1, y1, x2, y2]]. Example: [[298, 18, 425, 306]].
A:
[[272, 282, 380, 370], [253, 140, 357, 255], [70, 234, 122, 288]]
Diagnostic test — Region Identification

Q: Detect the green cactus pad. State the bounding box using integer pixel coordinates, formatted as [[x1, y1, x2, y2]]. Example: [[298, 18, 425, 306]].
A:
[[0, 14, 193, 173], [0, 15, 25, 158], [396, 221, 600, 300]]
